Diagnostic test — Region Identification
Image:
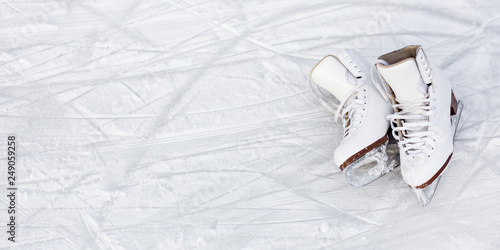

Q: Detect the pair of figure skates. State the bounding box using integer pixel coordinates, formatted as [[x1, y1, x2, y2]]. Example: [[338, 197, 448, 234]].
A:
[[309, 45, 463, 206]]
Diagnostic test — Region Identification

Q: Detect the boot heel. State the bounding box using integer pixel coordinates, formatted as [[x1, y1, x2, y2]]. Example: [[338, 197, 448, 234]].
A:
[[450, 90, 458, 116]]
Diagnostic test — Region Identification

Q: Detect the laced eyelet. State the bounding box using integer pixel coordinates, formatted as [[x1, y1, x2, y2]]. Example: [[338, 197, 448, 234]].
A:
[[344, 54, 348, 58], [428, 74, 433, 79]]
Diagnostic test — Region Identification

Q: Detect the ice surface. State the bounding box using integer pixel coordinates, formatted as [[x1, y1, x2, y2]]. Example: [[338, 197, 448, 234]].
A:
[[1, 0, 500, 249]]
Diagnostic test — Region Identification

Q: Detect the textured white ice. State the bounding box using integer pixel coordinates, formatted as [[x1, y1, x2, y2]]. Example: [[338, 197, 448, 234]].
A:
[[1, 0, 500, 249]]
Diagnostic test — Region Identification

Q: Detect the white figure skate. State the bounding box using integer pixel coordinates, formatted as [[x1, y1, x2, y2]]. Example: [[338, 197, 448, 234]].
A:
[[309, 50, 399, 187], [373, 45, 463, 206]]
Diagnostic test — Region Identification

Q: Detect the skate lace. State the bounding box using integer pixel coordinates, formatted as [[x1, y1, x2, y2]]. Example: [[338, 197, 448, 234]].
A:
[[336, 87, 367, 137], [387, 95, 436, 157], [370, 60, 436, 158]]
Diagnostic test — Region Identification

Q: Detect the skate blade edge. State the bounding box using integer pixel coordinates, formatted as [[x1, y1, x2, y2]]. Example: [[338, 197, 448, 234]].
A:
[[412, 176, 441, 206], [451, 101, 464, 139], [343, 141, 399, 187]]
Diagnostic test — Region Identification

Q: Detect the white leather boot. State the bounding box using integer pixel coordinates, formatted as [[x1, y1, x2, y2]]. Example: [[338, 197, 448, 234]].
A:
[[309, 50, 399, 187], [373, 45, 463, 205]]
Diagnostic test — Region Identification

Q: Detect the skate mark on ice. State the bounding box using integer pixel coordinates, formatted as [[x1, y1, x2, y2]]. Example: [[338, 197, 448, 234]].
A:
[[185, 90, 310, 115], [94, 110, 328, 151]]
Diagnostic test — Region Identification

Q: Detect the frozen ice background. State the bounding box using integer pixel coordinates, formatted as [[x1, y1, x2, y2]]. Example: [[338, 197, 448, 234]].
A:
[[1, 0, 500, 249]]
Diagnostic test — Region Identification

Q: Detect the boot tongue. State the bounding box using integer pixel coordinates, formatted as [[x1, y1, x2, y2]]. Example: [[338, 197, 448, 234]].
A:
[[376, 58, 428, 101], [310, 56, 357, 103]]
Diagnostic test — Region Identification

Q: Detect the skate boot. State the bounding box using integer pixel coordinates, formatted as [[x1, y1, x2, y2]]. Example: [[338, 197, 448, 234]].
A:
[[372, 45, 463, 206], [309, 50, 399, 187]]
